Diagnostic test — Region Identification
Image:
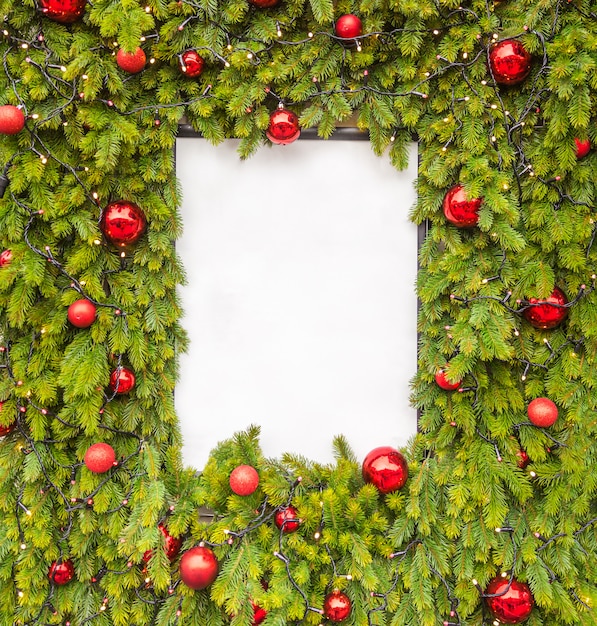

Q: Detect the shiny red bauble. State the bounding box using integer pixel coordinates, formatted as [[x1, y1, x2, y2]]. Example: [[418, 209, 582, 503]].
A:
[[323, 590, 352, 622], [67, 299, 97, 328], [485, 576, 534, 624], [84, 442, 116, 473], [334, 14, 363, 39], [516, 449, 530, 469], [39, 0, 86, 23], [527, 397, 558, 427], [522, 286, 568, 329], [0, 421, 15, 437], [362, 446, 408, 494], [100, 200, 146, 247], [109, 366, 136, 394], [0, 105, 25, 135], [574, 138, 591, 159], [179, 546, 219, 590], [266, 108, 301, 145], [252, 602, 267, 625], [248, 0, 280, 7], [274, 505, 300, 533], [179, 50, 205, 77], [434, 367, 461, 391], [488, 39, 532, 86], [229, 464, 260, 496], [116, 47, 146, 74], [48, 559, 75, 585], [442, 184, 483, 227], [0, 250, 12, 267], [143, 523, 183, 562]]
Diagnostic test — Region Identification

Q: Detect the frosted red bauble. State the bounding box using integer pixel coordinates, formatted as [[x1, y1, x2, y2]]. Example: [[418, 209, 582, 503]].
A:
[[116, 47, 146, 74], [143, 523, 183, 562], [574, 138, 591, 159], [179, 546, 219, 590], [100, 200, 146, 247], [84, 442, 116, 473], [266, 109, 300, 145], [334, 14, 362, 39], [48, 559, 75, 585], [274, 505, 300, 533], [522, 286, 568, 329], [229, 464, 260, 496], [67, 299, 97, 328], [362, 446, 408, 494], [109, 366, 136, 394], [443, 184, 482, 227], [249, 0, 280, 7], [435, 368, 461, 390], [252, 602, 267, 625], [489, 39, 532, 85], [0, 250, 12, 267], [527, 397, 558, 427], [179, 50, 205, 77], [39, 0, 86, 23], [0, 105, 25, 135], [485, 577, 534, 624]]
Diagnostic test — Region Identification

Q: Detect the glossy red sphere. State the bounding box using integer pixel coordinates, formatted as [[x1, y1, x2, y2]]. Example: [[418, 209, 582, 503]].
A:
[[574, 138, 591, 159], [179, 546, 219, 590], [67, 299, 97, 328], [442, 184, 482, 227], [116, 47, 146, 74], [0, 250, 12, 267], [334, 14, 362, 39], [39, 0, 86, 23], [252, 602, 267, 625], [527, 397, 558, 427], [435, 368, 461, 390], [248, 0, 280, 7], [362, 446, 408, 494], [179, 50, 205, 77], [48, 559, 75, 585], [0, 105, 25, 135], [143, 523, 183, 562], [109, 366, 136, 394], [488, 39, 532, 86], [323, 590, 352, 622], [0, 420, 15, 437], [84, 442, 116, 473], [266, 108, 300, 145], [485, 576, 534, 624], [274, 505, 300, 533], [522, 286, 568, 329], [100, 200, 146, 247], [229, 464, 260, 496]]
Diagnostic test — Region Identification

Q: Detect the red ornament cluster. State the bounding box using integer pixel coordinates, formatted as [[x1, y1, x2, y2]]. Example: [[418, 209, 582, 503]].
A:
[[266, 108, 300, 145], [362, 446, 408, 494], [443, 184, 483, 228], [522, 286, 568, 329], [179, 50, 205, 77], [39, 0, 86, 23], [179, 545, 219, 590], [84, 442, 116, 473], [485, 576, 534, 624], [100, 200, 146, 247], [488, 39, 532, 86], [0, 105, 25, 135]]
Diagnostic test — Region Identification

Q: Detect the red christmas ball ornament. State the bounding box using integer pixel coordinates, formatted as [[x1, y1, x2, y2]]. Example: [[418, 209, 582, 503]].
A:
[[229, 464, 260, 496], [248, 0, 280, 7], [39, 0, 86, 23], [266, 108, 300, 145], [442, 184, 483, 227], [0, 420, 15, 437], [144, 523, 183, 562], [485, 576, 534, 624], [527, 397, 558, 427], [179, 50, 205, 77], [179, 546, 219, 590], [274, 505, 300, 533], [362, 446, 408, 494], [522, 286, 568, 329], [0, 250, 12, 267], [109, 366, 136, 394], [67, 299, 97, 328], [334, 14, 363, 39], [488, 39, 532, 86], [252, 602, 267, 625], [516, 449, 530, 469], [434, 367, 461, 391], [0, 105, 25, 135], [323, 590, 352, 622], [84, 442, 116, 473], [48, 559, 75, 585], [574, 138, 591, 159], [116, 47, 146, 74], [100, 200, 146, 247]]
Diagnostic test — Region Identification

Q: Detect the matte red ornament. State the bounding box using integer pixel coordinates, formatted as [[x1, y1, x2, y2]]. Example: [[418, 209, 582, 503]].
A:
[[0, 105, 25, 135], [266, 108, 300, 145], [522, 286, 568, 329], [48, 559, 75, 585], [229, 464, 260, 496], [100, 200, 146, 247], [179, 50, 205, 77], [516, 449, 530, 469], [323, 590, 352, 622], [67, 299, 97, 328], [434, 367, 461, 390], [274, 505, 300, 533], [179, 546, 219, 590], [84, 442, 116, 473], [39, 0, 86, 23], [574, 138, 591, 159], [527, 397, 558, 427], [442, 184, 483, 227], [116, 47, 146, 74], [488, 39, 532, 85], [143, 523, 183, 562], [109, 366, 136, 394], [252, 602, 267, 625], [0, 250, 12, 267], [485, 576, 534, 624], [248, 0, 280, 7], [334, 14, 363, 39], [362, 446, 408, 494]]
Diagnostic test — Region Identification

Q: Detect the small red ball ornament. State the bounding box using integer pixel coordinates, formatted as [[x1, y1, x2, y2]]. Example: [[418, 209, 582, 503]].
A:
[[488, 39, 532, 86], [274, 505, 300, 533], [527, 397, 558, 427], [143, 523, 183, 562], [39, 0, 86, 23], [100, 200, 146, 247], [434, 368, 461, 391], [522, 286, 568, 329], [109, 366, 136, 394], [67, 299, 97, 328], [179, 546, 219, 590], [0, 250, 12, 267], [516, 449, 530, 469], [362, 446, 408, 494], [48, 559, 75, 585], [266, 108, 301, 145], [334, 14, 363, 39], [323, 590, 352, 622], [0, 105, 25, 135], [116, 47, 146, 74], [248, 0, 280, 7], [443, 184, 483, 227], [574, 138, 591, 159], [252, 602, 267, 625], [485, 576, 534, 624], [229, 464, 260, 496], [84, 442, 116, 473], [0, 420, 15, 437], [179, 50, 205, 77]]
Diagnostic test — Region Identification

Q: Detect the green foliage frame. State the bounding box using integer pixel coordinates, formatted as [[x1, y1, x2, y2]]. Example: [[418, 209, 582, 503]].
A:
[[0, 0, 596, 624]]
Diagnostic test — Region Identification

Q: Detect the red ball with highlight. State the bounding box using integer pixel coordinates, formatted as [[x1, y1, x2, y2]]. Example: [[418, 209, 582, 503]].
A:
[[362, 446, 408, 494], [116, 47, 146, 74], [100, 200, 146, 247], [489, 39, 532, 85], [109, 366, 136, 394], [574, 138, 591, 159], [266, 108, 300, 145], [522, 286, 568, 329], [229, 464, 260, 496], [67, 299, 97, 328], [179, 546, 219, 590], [39, 0, 86, 23], [323, 590, 352, 622], [435, 367, 461, 390], [443, 184, 483, 227], [527, 397, 558, 427], [84, 442, 116, 473], [0, 105, 25, 135], [0, 250, 12, 267], [48, 559, 75, 585], [334, 14, 362, 39], [179, 50, 205, 77], [274, 505, 300, 533], [485, 576, 534, 624]]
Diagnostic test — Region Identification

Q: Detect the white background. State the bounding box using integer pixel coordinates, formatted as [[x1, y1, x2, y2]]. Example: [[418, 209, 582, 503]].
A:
[[175, 135, 419, 469]]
